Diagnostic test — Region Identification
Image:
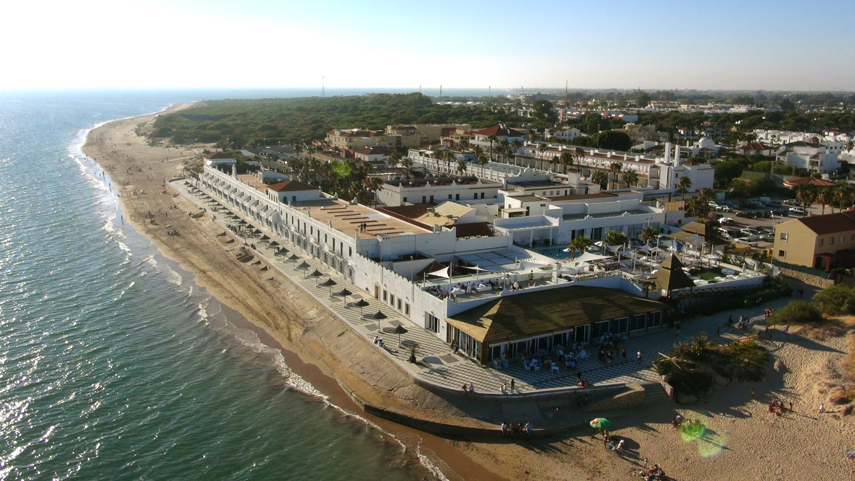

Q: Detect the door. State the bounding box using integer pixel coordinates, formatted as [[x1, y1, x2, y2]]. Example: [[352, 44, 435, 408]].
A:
[[374, 284, 379, 299]]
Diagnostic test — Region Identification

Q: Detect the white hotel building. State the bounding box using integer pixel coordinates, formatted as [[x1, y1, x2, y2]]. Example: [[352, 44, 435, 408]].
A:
[[198, 165, 666, 363]]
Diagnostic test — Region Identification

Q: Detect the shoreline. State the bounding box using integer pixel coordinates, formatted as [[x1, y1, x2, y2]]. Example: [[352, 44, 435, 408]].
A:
[[81, 104, 499, 481], [82, 104, 855, 481]]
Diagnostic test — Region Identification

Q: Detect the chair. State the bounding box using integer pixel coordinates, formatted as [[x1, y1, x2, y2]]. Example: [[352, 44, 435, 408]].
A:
[[551, 365, 560, 375], [523, 361, 531, 371], [534, 364, 541, 372]]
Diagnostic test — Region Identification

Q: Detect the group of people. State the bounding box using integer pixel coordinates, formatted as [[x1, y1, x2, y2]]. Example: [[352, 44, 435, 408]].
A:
[[500, 421, 532, 439], [371, 336, 385, 348], [727, 314, 751, 330], [768, 399, 793, 417], [461, 382, 476, 394], [357, 222, 370, 232], [672, 414, 705, 434]]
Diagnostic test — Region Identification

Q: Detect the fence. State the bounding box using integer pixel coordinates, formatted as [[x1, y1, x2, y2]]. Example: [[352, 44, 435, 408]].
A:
[[771, 258, 833, 279]]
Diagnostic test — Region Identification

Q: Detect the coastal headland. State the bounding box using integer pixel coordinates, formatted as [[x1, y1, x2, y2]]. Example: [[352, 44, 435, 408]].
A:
[[84, 105, 855, 480]]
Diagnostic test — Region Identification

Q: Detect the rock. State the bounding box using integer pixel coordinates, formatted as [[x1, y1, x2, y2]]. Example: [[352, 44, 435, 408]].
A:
[[714, 375, 728, 387], [774, 360, 784, 372]]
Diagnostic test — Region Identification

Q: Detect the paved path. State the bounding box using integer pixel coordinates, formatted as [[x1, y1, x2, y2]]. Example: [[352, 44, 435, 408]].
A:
[[175, 180, 802, 395]]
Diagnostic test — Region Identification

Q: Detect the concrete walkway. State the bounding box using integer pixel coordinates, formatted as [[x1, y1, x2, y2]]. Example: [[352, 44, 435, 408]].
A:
[[175, 180, 802, 395]]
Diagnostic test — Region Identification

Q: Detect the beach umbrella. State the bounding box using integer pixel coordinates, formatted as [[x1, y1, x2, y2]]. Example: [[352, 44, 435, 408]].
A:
[[335, 288, 352, 305], [288, 254, 300, 263], [297, 261, 310, 273], [369, 310, 388, 332], [238, 220, 247, 225], [392, 324, 408, 345], [308, 269, 324, 284], [352, 298, 369, 317], [590, 418, 611, 429], [260, 235, 270, 241], [253, 228, 262, 235], [319, 278, 337, 295], [269, 241, 279, 247]]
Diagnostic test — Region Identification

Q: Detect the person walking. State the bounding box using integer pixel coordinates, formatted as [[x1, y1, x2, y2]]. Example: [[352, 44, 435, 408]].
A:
[[621, 348, 627, 362], [637, 351, 642, 364], [525, 421, 532, 440]]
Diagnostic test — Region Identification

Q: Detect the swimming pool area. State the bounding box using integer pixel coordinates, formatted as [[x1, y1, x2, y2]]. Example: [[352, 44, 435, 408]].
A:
[[532, 245, 573, 260]]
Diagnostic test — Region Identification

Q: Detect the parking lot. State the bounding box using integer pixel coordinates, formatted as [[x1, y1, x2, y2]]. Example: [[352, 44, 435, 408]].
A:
[[707, 198, 826, 250]]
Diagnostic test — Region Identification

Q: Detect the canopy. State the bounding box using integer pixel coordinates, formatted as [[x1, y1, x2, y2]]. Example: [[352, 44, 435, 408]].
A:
[[368, 310, 387, 320], [590, 418, 612, 429], [568, 251, 612, 265], [427, 266, 449, 278], [335, 288, 353, 297], [319, 278, 337, 287], [352, 299, 370, 307]]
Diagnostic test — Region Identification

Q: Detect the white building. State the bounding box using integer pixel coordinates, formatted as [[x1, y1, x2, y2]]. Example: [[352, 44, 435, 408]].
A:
[[778, 142, 840, 173], [376, 177, 502, 207], [494, 191, 666, 246]]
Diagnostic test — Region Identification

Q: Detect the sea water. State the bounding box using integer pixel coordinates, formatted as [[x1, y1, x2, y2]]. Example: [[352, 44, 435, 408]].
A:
[[0, 90, 436, 480]]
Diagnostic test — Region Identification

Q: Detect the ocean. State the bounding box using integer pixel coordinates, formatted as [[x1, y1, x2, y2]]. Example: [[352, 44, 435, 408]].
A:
[[0, 90, 440, 480]]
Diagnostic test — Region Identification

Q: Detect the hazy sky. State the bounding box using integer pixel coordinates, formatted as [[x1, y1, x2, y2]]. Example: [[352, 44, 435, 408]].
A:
[[3, 0, 854, 91]]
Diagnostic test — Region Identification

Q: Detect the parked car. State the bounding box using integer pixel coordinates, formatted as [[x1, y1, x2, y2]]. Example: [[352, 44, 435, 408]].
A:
[[736, 210, 755, 218], [782, 199, 799, 206], [708, 201, 720, 209], [717, 217, 734, 225], [789, 207, 806, 216], [718, 205, 732, 212]]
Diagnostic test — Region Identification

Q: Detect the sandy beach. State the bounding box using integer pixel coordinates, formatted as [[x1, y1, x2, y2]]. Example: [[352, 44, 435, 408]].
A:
[[84, 105, 855, 481]]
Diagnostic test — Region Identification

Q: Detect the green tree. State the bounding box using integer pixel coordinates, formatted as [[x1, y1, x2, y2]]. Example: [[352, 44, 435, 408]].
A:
[[636, 90, 651, 108], [477, 153, 489, 177], [621, 170, 639, 188], [560, 151, 574, 174], [456, 160, 468, 176], [813, 285, 855, 316], [677, 176, 693, 199], [591, 170, 609, 189], [591, 131, 633, 151], [640, 226, 659, 244], [610, 162, 622, 189], [768, 300, 823, 326], [603, 230, 629, 253], [567, 235, 593, 258]]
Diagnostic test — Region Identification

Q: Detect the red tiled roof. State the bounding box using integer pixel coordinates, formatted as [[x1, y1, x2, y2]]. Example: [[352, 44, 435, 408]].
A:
[[471, 125, 525, 137], [739, 142, 773, 151], [797, 211, 855, 235], [267, 180, 320, 192], [783, 177, 836, 187]]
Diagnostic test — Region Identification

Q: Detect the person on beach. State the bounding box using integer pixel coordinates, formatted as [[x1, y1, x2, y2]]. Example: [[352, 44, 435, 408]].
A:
[[525, 421, 532, 440], [637, 351, 642, 364], [510, 379, 515, 392], [501, 422, 507, 437], [462, 383, 468, 394], [819, 403, 825, 414]]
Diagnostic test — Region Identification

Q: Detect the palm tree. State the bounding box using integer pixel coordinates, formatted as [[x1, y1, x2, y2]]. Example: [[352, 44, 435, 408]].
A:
[[817, 189, 831, 215], [677, 176, 693, 200], [401, 157, 414, 177], [456, 160, 468, 176], [488, 134, 499, 161], [685, 197, 706, 217], [511, 139, 523, 155], [560, 151, 574, 174], [834, 189, 852, 212], [367, 177, 384, 207], [538, 143, 549, 169], [591, 171, 608, 189], [566, 235, 593, 258], [603, 230, 629, 254], [797, 189, 815, 211], [640, 226, 658, 244], [609, 162, 622, 189], [500, 139, 510, 163], [621, 170, 639, 188], [477, 153, 489, 177], [698, 187, 715, 205]]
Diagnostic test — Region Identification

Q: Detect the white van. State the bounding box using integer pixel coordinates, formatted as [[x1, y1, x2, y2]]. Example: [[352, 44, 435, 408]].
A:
[[789, 207, 806, 216]]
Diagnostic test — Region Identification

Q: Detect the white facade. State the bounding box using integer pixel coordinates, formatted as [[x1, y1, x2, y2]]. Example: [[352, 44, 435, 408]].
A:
[[377, 178, 502, 207]]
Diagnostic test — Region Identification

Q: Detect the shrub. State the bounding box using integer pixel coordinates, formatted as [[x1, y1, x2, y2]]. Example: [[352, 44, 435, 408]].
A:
[[813, 285, 855, 316], [768, 300, 823, 325]]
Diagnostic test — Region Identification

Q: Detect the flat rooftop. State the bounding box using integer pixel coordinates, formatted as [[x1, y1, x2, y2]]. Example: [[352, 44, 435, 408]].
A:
[[237, 174, 270, 193], [291, 199, 429, 239], [563, 209, 650, 221]]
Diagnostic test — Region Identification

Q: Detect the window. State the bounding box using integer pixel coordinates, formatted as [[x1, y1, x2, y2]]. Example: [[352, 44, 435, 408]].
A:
[[474, 194, 478, 199], [819, 239, 824, 246], [591, 227, 603, 241], [648, 311, 662, 328], [426, 314, 438, 332], [455, 194, 460, 200], [405, 303, 410, 316], [324, 234, 327, 243], [390, 294, 395, 306], [383, 290, 388, 302], [629, 314, 646, 331], [481, 193, 485, 199], [397, 299, 402, 311], [830, 237, 834, 245], [348, 247, 352, 256], [448, 194, 452, 199], [403, 197, 407, 202], [779, 233, 788, 241]]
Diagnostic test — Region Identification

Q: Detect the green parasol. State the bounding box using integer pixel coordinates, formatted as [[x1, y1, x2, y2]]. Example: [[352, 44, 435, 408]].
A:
[[589, 418, 611, 429]]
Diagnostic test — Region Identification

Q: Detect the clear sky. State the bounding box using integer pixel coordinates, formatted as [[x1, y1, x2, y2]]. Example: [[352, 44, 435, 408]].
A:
[[3, 0, 854, 91]]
